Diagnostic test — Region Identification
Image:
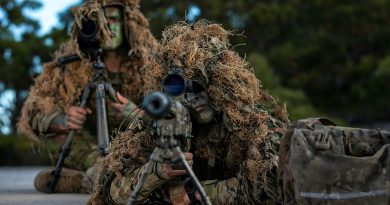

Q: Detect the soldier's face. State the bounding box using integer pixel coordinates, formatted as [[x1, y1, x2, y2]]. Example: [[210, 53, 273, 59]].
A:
[[103, 7, 124, 50], [185, 90, 216, 124]]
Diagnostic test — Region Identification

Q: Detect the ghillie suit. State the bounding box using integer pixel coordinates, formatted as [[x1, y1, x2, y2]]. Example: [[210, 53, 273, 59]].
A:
[[18, 0, 156, 171], [90, 20, 289, 205]]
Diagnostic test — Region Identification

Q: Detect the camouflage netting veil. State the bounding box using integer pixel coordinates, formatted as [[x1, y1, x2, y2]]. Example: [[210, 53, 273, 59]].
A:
[[17, 0, 157, 142], [91, 20, 289, 204]]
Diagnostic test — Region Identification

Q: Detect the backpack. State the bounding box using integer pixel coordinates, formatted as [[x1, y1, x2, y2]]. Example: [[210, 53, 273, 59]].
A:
[[278, 118, 390, 205]]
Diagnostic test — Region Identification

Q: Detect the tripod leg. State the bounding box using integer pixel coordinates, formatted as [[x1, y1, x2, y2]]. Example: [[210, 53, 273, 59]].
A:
[[105, 82, 119, 103], [174, 146, 212, 205], [96, 84, 110, 155], [47, 85, 93, 192]]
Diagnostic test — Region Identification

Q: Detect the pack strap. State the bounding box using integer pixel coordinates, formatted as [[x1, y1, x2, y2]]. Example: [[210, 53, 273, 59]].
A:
[[295, 118, 336, 130], [376, 128, 390, 144]]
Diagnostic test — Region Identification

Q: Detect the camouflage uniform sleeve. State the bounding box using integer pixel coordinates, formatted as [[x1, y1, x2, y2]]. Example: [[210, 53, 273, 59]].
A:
[[200, 165, 278, 205], [31, 110, 66, 137], [200, 177, 239, 204], [109, 162, 168, 205], [200, 133, 280, 205], [200, 175, 277, 205], [122, 101, 142, 119]]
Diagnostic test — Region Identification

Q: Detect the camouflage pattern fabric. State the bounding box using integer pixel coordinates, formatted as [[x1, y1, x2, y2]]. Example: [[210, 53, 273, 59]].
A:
[[278, 118, 390, 205]]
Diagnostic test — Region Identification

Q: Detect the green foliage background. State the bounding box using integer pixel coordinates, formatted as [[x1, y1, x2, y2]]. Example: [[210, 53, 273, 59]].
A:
[[139, 0, 390, 124], [1, 0, 390, 163]]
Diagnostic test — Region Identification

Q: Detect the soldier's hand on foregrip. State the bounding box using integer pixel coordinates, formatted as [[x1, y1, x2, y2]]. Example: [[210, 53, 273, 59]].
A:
[[169, 184, 192, 205], [112, 92, 144, 117], [66, 106, 92, 130], [169, 182, 202, 205], [111, 92, 129, 111], [156, 152, 193, 180]]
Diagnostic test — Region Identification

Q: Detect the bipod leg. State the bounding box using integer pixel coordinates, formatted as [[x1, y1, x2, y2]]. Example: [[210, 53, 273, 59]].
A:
[[47, 85, 92, 192], [174, 146, 212, 205], [127, 148, 161, 205]]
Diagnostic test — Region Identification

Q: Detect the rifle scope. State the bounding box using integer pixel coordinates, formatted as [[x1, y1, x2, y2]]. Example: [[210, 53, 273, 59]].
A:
[[162, 72, 206, 96], [142, 92, 171, 117]]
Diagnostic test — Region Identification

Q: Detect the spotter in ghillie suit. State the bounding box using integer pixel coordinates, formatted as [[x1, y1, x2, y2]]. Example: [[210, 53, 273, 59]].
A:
[[17, 0, 156, 193]]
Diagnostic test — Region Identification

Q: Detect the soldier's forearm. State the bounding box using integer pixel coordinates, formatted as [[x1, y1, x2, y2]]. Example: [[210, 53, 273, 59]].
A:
[[121, 102, 155, 132], [200, 177, 239, 205], [110, 162, 168, 205], [48, 112, 68, 133], [31, 111, 67, 136]]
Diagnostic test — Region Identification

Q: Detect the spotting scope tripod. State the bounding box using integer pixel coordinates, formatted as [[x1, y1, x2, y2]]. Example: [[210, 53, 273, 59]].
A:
[[47, 49, 119, 192]]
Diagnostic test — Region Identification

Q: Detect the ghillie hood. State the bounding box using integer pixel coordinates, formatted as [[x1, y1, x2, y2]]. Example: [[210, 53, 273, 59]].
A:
[[72, 0, 155, 60], [143, 20, 288, 128], [143, 21, 289, 200], [18, 0, 156, 141]]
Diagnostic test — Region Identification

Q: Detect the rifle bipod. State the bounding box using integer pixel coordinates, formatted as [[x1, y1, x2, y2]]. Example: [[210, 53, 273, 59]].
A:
[[127, 140, 212, 205], [127, 92, 212, 205]]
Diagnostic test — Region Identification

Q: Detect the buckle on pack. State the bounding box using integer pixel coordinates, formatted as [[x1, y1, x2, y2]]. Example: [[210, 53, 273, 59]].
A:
[[315, 132, 331, 151]]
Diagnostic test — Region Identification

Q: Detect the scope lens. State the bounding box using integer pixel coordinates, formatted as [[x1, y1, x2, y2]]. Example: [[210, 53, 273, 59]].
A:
[[163, 74, 186, 96], [80, 19, 98, 37], [142, 91, 170, 117]]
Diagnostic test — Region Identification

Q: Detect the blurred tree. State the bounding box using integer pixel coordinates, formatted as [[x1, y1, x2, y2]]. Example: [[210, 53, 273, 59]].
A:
[[247, 53, 336, 123], [0, 0, 74, 135], [140, 0, 187, 39], [260, 0, 390, 123], [140, 0, 390, 124], [0, 0, 44, 134], [3, 0, 389, 135]]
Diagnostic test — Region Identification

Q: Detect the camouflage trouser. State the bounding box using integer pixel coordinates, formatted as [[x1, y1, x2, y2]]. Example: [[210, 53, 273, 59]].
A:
[[43, 132, 100, 171]]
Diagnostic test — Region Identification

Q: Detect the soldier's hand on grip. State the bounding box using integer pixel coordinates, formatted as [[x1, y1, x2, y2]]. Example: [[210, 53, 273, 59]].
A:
[[111, 92, 129, 112], [66, 106, 92, 130], [156, 152, 193, 180]]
